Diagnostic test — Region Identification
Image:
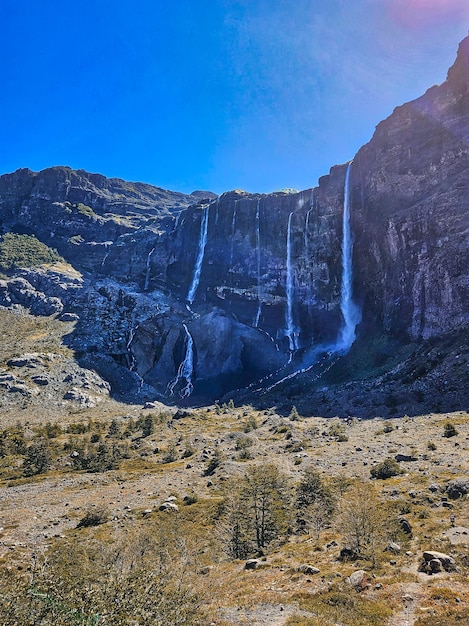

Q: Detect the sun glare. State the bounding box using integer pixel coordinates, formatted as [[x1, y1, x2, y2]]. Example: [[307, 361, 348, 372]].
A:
[[388, 0, 468, 29]]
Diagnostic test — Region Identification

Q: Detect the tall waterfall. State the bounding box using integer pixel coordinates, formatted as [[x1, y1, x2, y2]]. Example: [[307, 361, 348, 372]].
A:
[[337, 162, 360, 351], [285, 212, 299, 351], [254, 198, 262, 327], [229, 200, 237, 269], [144, 247, 155, 291], [167, 323, 194, 398], [187, 205, 209, 304]]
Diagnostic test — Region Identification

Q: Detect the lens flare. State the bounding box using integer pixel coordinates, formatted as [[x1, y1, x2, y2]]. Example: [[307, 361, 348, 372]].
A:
[[387, 0, 469, 30]]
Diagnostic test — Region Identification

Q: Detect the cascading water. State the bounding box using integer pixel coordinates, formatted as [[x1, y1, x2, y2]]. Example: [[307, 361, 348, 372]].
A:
[[254, 198, 262, 327], [126, 325, 139, 371], [187, 205, 209, 304], [144, 247, 155, 291], [167, 323, 194, 398], [336, 162, 361, 351], [285, 212, 299, 351], [229, 200, 238, 269]]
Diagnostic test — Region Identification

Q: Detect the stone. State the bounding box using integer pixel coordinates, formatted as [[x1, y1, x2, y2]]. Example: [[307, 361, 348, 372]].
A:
[[298, 564, 320, 575], [421, 550, 456, 572], [31, 375, 49, 386], [395, 454, 418, 462], [446, 479, 469, 499], [244, 559, 258, 570], [339, 546, 359, 561], [346, 570, 369, 589], [387, 541, 401, 554], [429, 559, 442, 573], [59, 312, 80, 322], [159, 502, 179, 512], [400, 519, 413, 535]]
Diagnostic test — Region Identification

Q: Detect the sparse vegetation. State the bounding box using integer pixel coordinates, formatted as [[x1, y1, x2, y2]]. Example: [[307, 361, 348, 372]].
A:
[[0, 309, 467, 625], [370, 457, 403, 480]]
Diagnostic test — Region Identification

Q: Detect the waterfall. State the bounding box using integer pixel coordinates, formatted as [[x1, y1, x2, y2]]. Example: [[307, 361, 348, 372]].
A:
[[167, 324, 194, 398], [304, 207, 312, 263], [187, 205, 209, 304], [127, 325, 139, 371], [254, 198, 262, 327], [229, 200, 238, 269], [285, 212, 299, 351], [144, 247, 155, 291], [173, 212, 184, 231], [336, 162, 360, 351]]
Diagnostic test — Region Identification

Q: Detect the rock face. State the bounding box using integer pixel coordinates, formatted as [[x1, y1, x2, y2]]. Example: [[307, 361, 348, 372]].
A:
[[0, 38, 468, 411]]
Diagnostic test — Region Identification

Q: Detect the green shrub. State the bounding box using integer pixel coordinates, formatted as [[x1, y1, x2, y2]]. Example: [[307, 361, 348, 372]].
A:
[[370, 458, 403, 480], [23, 440, 52, 476], [0, 233, 62, 270], [443, 422, 458, 438]]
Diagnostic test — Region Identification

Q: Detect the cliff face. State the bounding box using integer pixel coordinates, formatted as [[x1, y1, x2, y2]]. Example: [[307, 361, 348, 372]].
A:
[[0, 38, 468, 414], [352, 35, 469, 340]]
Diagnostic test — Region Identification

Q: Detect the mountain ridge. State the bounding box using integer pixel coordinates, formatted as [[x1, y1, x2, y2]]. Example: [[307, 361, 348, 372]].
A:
[[0, 36, 468, 417]]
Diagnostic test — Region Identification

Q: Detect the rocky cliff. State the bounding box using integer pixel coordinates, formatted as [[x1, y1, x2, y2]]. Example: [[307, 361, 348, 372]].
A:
[[0, 38, 468, 417]]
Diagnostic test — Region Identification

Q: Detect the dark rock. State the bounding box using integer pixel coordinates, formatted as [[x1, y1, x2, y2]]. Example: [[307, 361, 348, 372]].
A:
[[446, 479, 469, 499], [395, 454, 418, 462], [244, 559, 259, 570], [399, 519, 413, 535], [31, 375, 49, 386], [339, 546, 359, 561], [420, 550, 457, 573]]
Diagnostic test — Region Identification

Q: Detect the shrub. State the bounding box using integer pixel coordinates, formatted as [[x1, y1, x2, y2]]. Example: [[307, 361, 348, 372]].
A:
[[23, 440, 52, 476], [76, 506, 109, 528], [370, 458, 403, 480], [443, 422, 458, 438], [243, 414, 258, 432], [0, 233, 62, 270]]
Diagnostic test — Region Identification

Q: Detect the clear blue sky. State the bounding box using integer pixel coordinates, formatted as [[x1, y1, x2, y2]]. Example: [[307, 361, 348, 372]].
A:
[[1, 0, 468, 194]]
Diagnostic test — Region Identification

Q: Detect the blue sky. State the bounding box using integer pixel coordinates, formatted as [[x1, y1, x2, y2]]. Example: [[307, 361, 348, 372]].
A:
[[1, 0, 468, 194]]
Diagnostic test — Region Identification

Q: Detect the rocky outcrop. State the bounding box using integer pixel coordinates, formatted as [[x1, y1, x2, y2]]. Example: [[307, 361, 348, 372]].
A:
[[0, 38, 468, 409]]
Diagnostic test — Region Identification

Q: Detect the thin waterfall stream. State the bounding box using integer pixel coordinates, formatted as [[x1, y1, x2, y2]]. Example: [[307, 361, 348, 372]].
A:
[[187, 205, 209, 304]]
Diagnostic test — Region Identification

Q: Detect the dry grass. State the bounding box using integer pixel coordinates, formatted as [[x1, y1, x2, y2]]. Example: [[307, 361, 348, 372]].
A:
[[0, 311, 468, 624]]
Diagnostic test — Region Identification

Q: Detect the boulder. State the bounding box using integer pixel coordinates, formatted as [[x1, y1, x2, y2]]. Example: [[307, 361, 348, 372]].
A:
[[298, 564, 320, 575], [419, 550, 457, 573], [346, 570, 369, 589]]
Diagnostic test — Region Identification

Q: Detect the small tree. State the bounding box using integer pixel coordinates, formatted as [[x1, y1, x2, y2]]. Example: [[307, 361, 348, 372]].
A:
[[337, 481, 395, 567], [23, 440, 52, 476], [243, 464, 291, 551], [296, 467, 335, 536]]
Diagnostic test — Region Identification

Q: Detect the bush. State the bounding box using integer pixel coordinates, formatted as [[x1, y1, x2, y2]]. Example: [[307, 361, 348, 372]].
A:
[[443, 422, 458, 438], [0, 233, 62, 270], [370, 458, 403, 480], [76, 506, 109, 528], [23, 440, 52, 476]]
